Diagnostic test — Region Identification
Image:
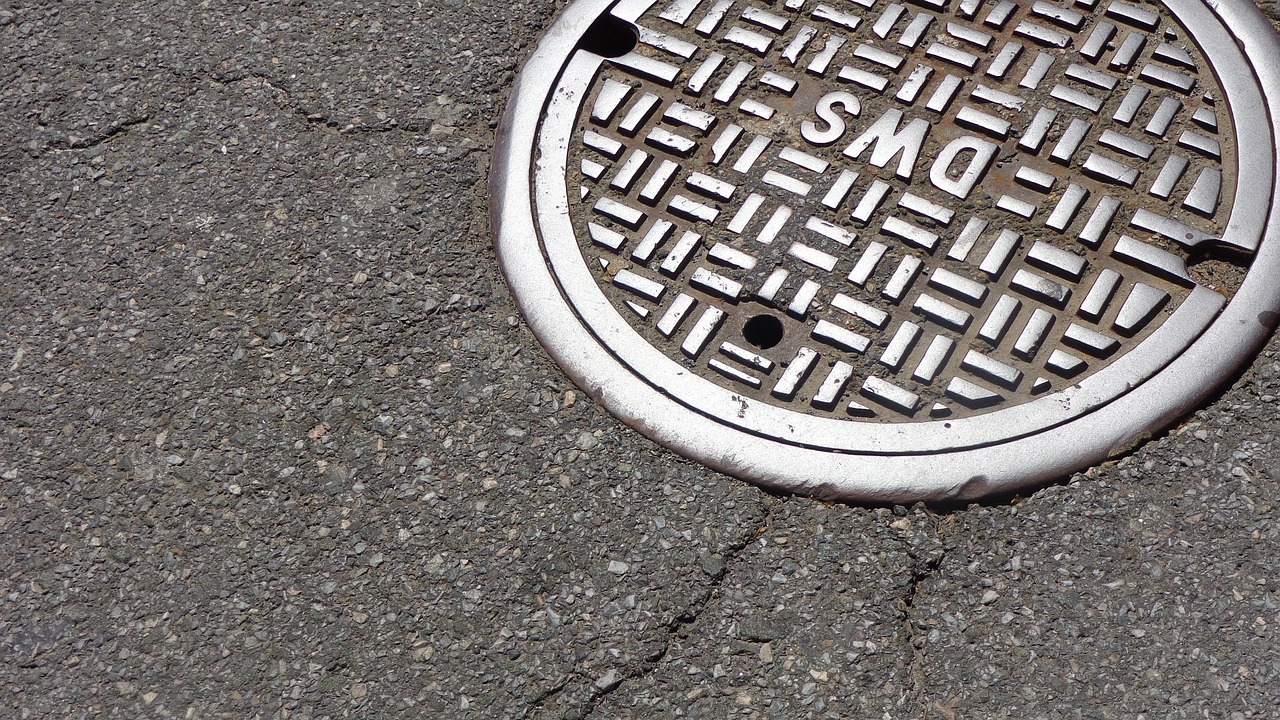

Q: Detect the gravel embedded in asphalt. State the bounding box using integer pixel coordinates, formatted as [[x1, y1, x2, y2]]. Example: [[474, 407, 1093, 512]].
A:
[[2, 2, 1280, 718]]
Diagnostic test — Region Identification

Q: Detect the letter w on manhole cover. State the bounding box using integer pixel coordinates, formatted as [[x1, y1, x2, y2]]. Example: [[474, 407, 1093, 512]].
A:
[[492, 0, 1280, 501]]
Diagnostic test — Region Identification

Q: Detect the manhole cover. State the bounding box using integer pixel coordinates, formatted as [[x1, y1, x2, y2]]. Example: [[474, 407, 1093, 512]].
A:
[[492, 0, 1280, 501]]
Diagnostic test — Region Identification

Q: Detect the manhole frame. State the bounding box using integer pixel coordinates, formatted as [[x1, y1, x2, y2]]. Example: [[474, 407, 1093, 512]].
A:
[[492, 0, 1280, 501]]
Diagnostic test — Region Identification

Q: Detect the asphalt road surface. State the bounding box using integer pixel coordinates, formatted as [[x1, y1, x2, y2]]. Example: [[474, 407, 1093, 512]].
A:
[[3, 1, 1280, 718]]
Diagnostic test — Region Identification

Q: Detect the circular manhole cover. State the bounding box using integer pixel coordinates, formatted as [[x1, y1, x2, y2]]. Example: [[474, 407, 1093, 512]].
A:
[[492, 0, 1280, 501]]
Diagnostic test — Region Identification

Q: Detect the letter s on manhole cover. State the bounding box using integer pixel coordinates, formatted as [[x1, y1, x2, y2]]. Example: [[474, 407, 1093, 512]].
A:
[[491, 0, 1280, 502]]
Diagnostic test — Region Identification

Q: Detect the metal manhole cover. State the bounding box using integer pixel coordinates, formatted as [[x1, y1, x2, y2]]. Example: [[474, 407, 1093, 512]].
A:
[[492, 0, 1280, 501]]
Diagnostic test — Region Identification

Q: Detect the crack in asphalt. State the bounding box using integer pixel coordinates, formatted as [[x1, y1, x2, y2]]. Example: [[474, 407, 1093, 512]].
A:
[[39, 68, 489, 165], [522, 677, 572, 719], [209, 70, 440, 136], [523, 497, 776, 720], [577, 500, 774, 719], [48, 114, 153, 151], [900, 514, 947, 717]]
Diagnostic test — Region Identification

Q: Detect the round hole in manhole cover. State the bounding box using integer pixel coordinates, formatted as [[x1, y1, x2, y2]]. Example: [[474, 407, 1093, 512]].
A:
[[492, 0, 1280, 502]]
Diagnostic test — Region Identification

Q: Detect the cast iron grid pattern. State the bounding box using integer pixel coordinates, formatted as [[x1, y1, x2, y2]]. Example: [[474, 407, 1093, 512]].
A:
[[569, 0, 1233, 420]]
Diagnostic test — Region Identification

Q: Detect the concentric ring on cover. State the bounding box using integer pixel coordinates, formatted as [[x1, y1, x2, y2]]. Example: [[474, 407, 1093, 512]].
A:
[[492, 0, 1280, 501]]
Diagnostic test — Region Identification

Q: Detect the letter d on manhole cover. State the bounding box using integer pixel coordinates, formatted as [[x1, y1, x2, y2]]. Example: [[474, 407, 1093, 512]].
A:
[[492, 0, 1280, 502]]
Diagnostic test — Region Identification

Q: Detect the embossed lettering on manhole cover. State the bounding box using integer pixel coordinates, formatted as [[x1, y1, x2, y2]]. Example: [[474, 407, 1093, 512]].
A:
[[492, 0, 1280, 501]]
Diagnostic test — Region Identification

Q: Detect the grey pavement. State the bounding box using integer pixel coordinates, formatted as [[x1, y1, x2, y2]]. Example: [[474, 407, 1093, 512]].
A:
[[2, 1, 1279, 718]]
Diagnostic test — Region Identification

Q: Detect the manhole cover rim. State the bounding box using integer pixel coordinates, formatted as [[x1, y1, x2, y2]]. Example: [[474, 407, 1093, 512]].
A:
[[492, 0, 1280, 501]]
